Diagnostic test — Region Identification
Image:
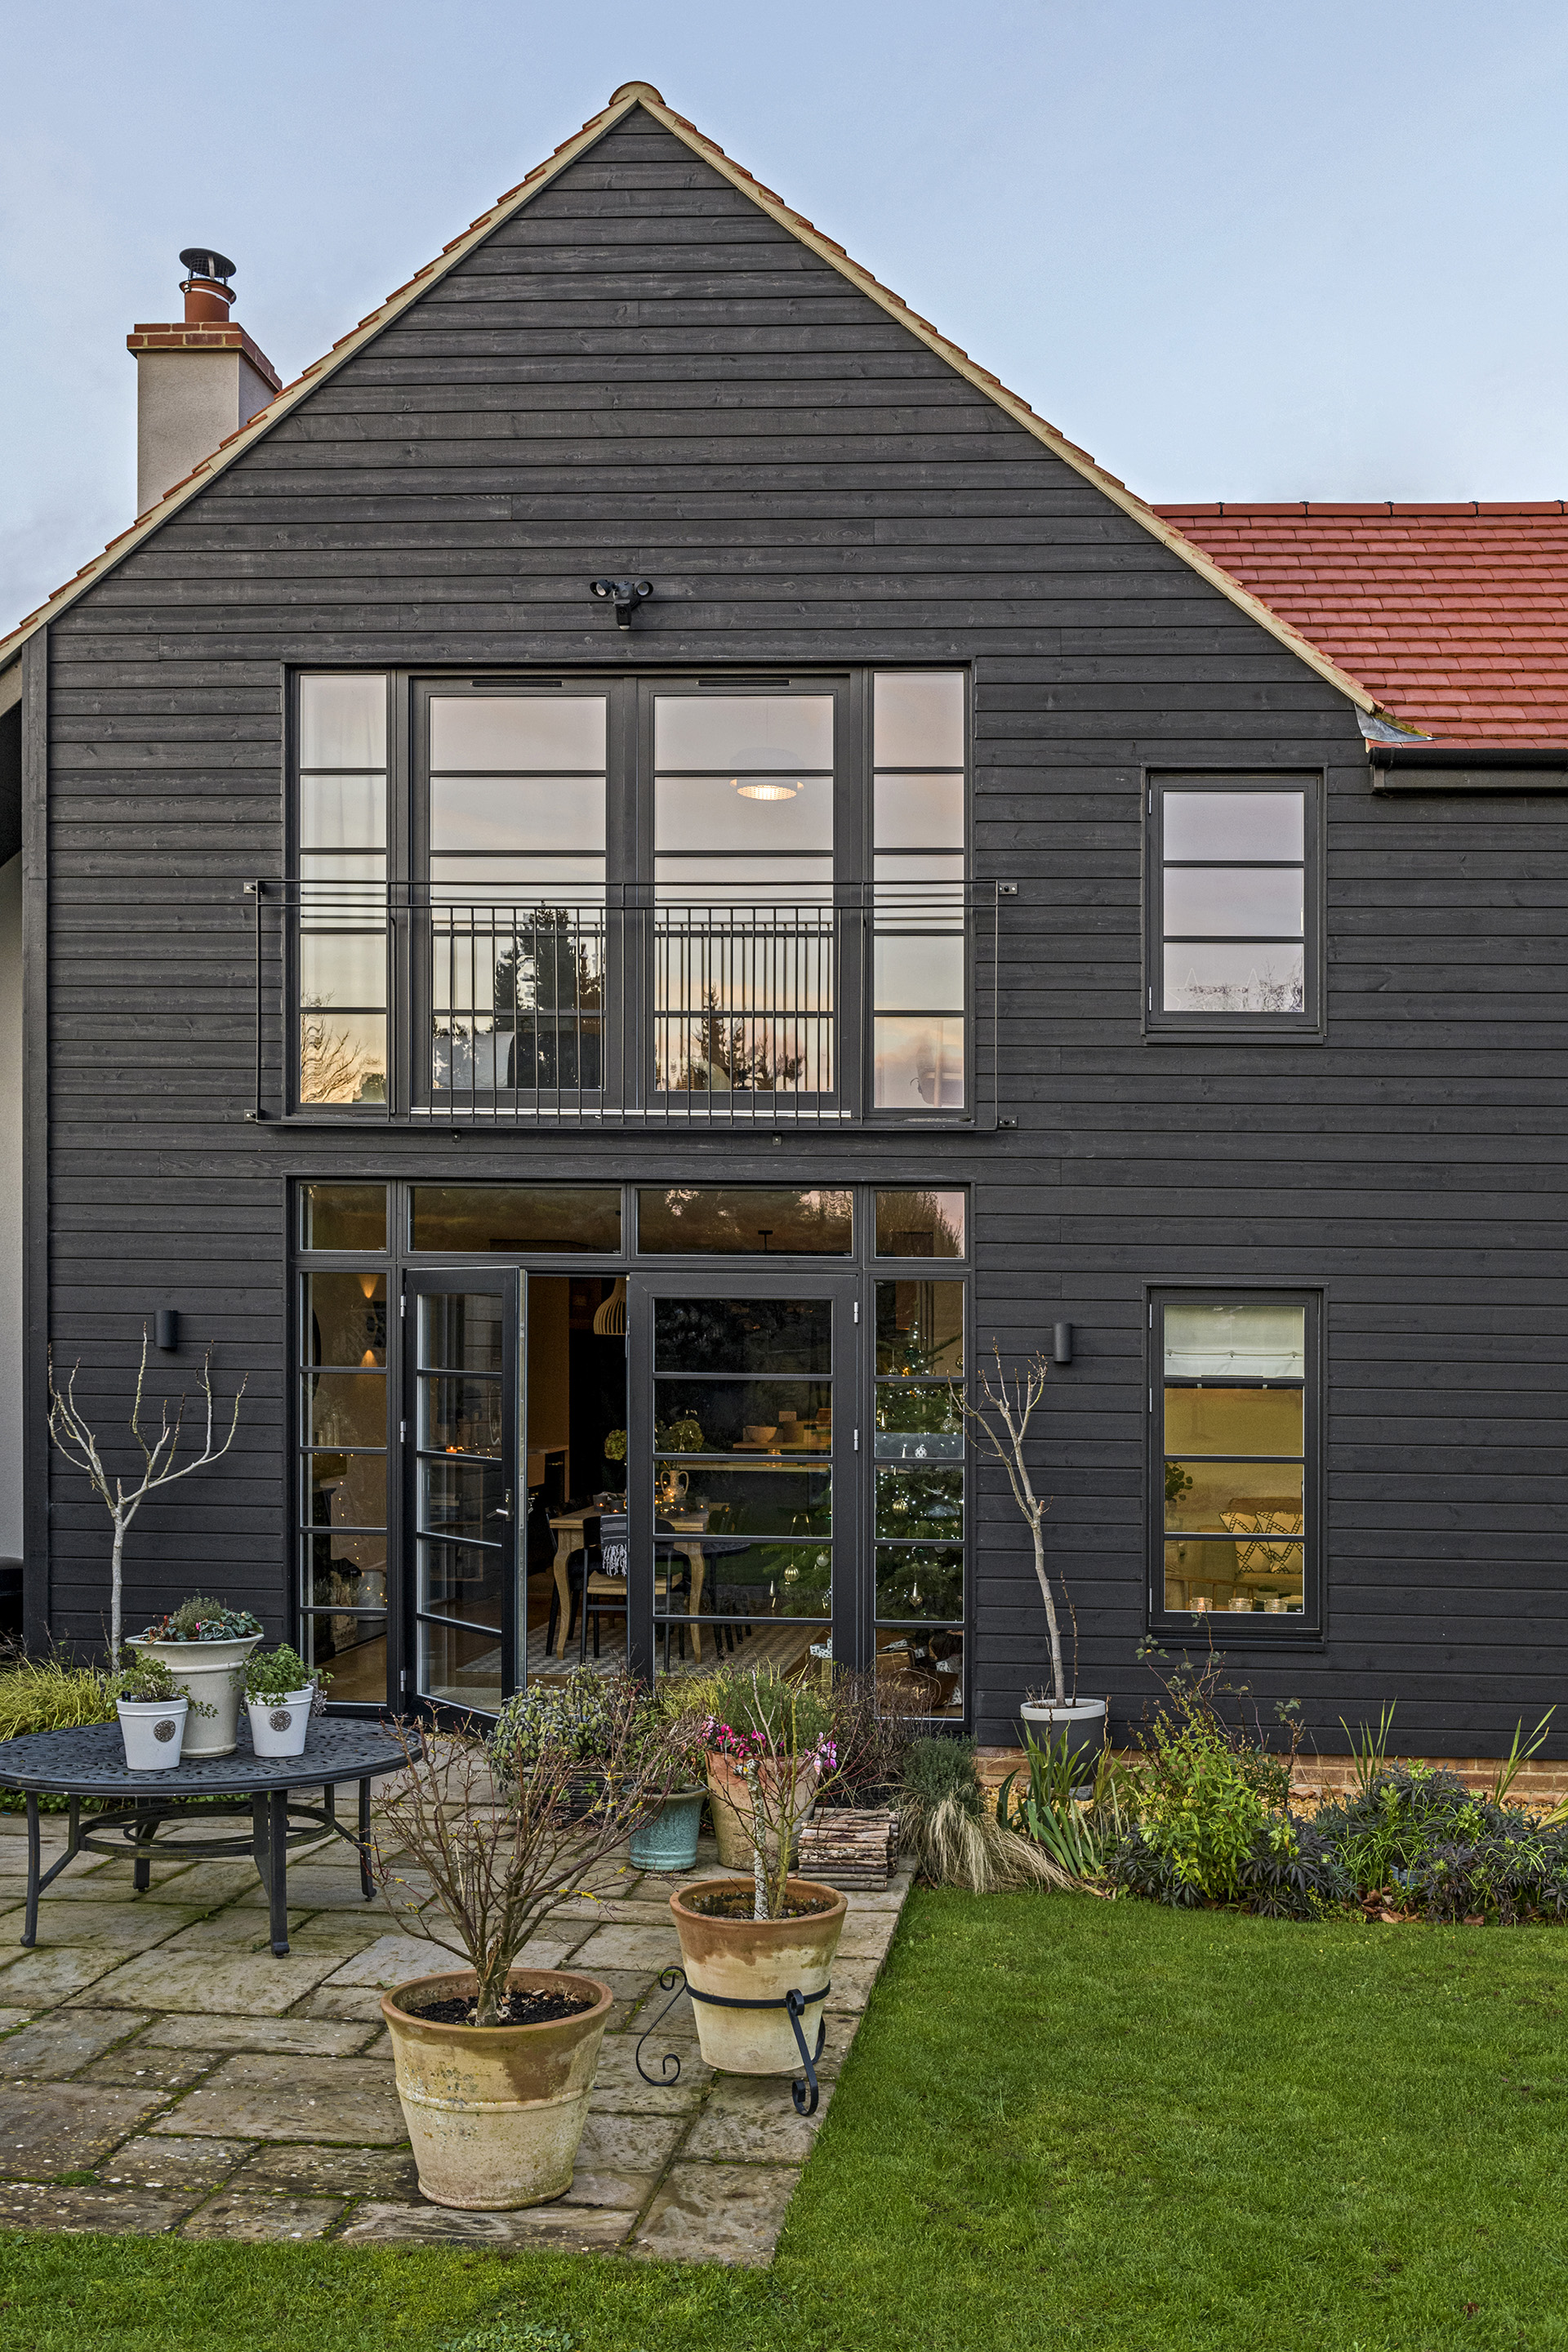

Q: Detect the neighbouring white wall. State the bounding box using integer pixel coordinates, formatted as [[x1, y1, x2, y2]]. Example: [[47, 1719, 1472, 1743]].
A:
[[0, 852, 21, 1559]]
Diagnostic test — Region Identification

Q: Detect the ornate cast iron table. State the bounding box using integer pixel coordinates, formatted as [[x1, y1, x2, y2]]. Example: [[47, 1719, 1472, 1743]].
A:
[[0, 1719, 414, 1958]]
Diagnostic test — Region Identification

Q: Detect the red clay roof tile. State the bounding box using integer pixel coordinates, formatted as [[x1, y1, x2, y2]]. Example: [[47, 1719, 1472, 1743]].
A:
[[1155, 501, 1568, 746]]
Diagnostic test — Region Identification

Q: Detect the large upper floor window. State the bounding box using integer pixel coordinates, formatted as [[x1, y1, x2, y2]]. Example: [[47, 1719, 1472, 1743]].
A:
[[1147, 773, 1321, 1037], [1152, 1291, 1319, 1633], [285, 669, 980, 1122]]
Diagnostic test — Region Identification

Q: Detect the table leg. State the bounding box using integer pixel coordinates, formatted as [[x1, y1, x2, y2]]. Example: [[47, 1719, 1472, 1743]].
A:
[[554, 1552, 571, 1658], [22, 1793, 39, 1947], [267, 1788, 290, 1956], [359, 1778, 373, 1899], [132, 1806, 154, 1895]]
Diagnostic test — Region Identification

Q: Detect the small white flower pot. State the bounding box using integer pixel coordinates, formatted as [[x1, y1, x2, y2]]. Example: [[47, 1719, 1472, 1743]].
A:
[[132, 1636, 261, 1757], [246, 1688, 315, 1758], [1018, 1698, 1109, 1784], [117, 1695, 189, 1771]]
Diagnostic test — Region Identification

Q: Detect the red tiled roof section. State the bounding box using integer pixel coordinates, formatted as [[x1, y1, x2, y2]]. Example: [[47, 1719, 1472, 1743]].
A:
[[1155, 501, 1568, 746]]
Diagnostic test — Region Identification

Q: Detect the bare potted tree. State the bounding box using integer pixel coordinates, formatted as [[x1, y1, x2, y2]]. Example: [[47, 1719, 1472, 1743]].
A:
[[957, 1344, 1107, 1773], [370, 1681, 684, 2211], [47, 1330, 247, 1665]]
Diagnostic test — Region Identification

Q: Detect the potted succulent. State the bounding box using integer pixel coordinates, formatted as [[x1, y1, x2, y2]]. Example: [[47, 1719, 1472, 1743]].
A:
[[131, 1594, 263, 1759], [956, 1344, 1107, 1775], [670, 1671, 847, 2087], [370, 1678, 684, 2211], [242, 1644, 329, 1758], [105, 1650, 211, 1771]]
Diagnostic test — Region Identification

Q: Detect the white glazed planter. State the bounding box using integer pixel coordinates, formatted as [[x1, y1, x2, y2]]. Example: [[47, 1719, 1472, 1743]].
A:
[[246, 1688, 315, 1758], [117, 1695, 189, 1771], [132, 1636, 260, 1757]]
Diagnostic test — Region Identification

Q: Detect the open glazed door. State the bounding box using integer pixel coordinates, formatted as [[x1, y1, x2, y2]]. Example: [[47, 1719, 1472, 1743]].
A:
[[403, 1267, 523, 1714]]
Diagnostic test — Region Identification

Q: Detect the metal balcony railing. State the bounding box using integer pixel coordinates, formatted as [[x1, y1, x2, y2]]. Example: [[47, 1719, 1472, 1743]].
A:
[[265, 883, 1001, 1126]]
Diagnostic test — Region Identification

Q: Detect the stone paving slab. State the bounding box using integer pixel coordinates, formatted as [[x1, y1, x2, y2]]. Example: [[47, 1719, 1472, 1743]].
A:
[[0, 2181, 197, 2234], [140, 2012, 381, 2058], [103, 2135, 253, 2189], [81, 2046, 216, 2091], [235, 2140, 421, 2200], [682, 2073, 838, 2164], [339, 2200, 641, 2250], [79, 1944, 345, 2015], [0, 2081, 167, 2173], [154, 2053, 406, 2144], [0, 2007, 151, 2079], [0, 1900, 200, 1951], [631, 2163, 804, 2267], [0, 1948, 154, 2004], [182, 2190, 347, 2242], [298, 1986, 390, 2025]]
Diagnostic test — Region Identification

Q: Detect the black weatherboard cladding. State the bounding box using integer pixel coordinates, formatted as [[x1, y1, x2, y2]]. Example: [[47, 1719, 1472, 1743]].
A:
[[36, 105, 1568, 1750]]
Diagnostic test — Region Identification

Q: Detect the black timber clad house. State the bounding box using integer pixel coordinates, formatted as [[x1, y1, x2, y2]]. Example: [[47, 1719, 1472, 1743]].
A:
[[2, 81, 1565, 1757]]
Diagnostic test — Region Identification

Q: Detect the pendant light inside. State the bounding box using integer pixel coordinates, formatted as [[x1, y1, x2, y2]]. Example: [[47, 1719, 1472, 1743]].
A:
[[735, 777, 799, 802], [592, 1276, 627, 1336]]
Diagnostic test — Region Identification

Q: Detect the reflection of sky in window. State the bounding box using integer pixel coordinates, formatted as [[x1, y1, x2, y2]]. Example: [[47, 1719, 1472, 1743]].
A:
[[1163, 790, 1303, 861], [1163, 866, 1303, 937]]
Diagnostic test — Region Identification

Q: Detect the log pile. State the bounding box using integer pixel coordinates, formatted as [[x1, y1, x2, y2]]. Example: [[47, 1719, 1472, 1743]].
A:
[[797, 1807, 900, 1891]]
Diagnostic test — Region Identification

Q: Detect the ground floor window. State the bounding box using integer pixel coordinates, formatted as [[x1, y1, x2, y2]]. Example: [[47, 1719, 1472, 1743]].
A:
[[1152, 1290, 1318, 1631], [292, 1179, 971, 1720]]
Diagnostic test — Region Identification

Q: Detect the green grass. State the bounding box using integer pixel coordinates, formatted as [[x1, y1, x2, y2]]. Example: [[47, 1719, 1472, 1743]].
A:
[[3, 1891, 1568, 2350]]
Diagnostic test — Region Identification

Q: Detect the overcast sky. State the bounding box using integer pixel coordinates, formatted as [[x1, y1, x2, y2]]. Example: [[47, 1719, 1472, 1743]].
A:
[[3, 0, 1566, 632]]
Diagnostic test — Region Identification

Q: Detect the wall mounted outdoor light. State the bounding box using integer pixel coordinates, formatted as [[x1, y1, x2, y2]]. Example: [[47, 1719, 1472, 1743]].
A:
[[590, 578, 653, 630]]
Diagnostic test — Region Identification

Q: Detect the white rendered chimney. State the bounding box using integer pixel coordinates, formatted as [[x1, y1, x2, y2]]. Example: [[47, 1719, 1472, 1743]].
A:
[[126, 248, 281, 514]]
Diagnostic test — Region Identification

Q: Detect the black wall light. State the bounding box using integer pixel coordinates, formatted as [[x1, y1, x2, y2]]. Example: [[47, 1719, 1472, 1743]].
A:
[[590, 577, 653, 630], [154, 1310, 180, 1352], [1053, 1321, 1074, 1367]]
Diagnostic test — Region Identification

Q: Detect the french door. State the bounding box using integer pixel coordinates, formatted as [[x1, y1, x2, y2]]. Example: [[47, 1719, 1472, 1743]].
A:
[[625, 1273, 859, 1682], [402, 1267, 523, 1713]]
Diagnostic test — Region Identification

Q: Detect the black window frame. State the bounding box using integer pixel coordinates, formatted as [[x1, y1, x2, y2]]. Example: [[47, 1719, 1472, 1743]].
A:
[[1143, 768, 1325, 1041], [1147, 1285, 1324, 1641], [280, 666, 980, 1124]]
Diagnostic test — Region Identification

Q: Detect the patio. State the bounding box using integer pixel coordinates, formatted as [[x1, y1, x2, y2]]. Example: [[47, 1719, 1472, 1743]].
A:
[[0, 1805, 911, 2263]]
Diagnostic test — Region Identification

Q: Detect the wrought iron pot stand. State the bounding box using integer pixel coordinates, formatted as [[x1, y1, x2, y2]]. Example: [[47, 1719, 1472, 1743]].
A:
[[635, 1964, 831, 2115], [0, 1721, 416, 1958]]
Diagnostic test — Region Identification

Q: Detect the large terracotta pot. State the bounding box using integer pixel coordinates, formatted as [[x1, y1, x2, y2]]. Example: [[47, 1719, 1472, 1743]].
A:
[[381, 1967, 612, 2210], [705, 1754, 817, 1874], [131, 1635, 260, 1758], [670, 1876, 845, 2077]]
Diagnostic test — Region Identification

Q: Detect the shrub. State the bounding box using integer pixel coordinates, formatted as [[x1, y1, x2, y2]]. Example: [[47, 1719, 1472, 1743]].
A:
[[489, 1668, 624, 1777], [898, 1736, 1062, 1893], [821, 1667, 919, 1807], [106, 1653, 190, 1707], [679, 1659, 832, 1747], [242, 1644, 327, 1702], [0, 1654, 114, 1740], [1312, 1763, 1568, 1921]]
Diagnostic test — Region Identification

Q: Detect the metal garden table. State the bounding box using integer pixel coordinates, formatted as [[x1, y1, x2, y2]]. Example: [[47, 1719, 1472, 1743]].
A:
[[0, 1718, 414, 1958]]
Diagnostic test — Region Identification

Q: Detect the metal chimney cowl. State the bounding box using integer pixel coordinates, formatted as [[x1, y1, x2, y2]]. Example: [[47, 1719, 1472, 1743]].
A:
[[125, 249, 283, 514]]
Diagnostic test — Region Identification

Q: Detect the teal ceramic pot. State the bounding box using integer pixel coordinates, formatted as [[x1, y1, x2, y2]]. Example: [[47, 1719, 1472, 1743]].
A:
[[629, 1788, 706, 1873]]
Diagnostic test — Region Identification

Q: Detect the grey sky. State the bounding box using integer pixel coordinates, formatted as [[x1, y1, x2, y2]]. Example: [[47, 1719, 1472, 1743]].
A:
[[3, 0, 1566, 633]]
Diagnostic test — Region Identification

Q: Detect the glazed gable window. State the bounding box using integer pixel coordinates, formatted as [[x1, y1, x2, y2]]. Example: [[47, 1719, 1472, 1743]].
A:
[[1147, 775, 1321, 1036], [295, 675, 391, 1105]]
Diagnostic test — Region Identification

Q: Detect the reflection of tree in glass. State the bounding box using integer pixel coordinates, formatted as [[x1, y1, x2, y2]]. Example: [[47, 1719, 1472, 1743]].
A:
[[300, 1006, 384, 1104], [492, 906, 603, 1089], [876, 1465, 963, 1537], [672, 987, 806, 1094], [875, 1188, 963, 1258]]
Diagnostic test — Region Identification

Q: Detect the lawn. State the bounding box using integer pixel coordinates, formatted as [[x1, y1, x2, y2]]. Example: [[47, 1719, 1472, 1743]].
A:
[[2, 1888, 1566, 2351]]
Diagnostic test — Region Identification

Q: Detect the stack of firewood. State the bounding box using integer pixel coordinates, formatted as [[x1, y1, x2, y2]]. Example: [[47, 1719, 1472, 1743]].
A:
[[796, 1807, 900, 1891]]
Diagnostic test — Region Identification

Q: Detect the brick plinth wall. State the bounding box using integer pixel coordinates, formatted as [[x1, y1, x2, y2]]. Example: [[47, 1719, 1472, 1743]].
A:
[[975, 1748, 1568, 1809]]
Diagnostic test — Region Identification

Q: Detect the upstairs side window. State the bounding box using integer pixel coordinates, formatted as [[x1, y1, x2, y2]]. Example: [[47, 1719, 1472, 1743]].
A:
[[1148, 775, 1319, 1036], [296, 674, 390, 1106]]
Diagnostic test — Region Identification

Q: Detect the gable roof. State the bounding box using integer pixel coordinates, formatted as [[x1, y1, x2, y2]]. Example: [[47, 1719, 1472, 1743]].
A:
[[1158, 502, 1568, 749], [0, 83, 1379, 717]]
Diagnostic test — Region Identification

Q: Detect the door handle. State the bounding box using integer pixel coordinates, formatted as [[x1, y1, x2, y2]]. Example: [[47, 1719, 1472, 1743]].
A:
[[492, 1490, 513, 1521]]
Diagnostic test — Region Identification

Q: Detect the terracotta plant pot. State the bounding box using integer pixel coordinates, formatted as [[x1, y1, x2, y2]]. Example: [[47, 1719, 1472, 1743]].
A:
[[670, 1876, 846, 2077], [381, 1967, 613, 2210], [131, 1635, 260, 1758], [705, 1753, 817, 1875]]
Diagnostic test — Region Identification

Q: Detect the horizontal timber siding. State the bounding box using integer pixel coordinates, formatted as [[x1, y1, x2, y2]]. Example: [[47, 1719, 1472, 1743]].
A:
[[33, 109, 1568, 1752]]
